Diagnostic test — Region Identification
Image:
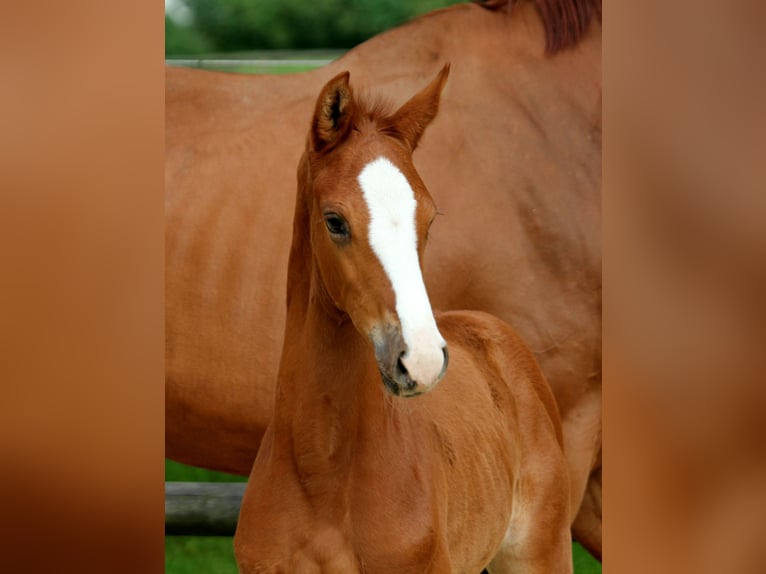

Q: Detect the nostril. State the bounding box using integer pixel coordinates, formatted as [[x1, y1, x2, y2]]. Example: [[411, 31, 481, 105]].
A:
[[441, 345, 449, 373], [396, 352, 417, 389], [396, 352, 408, 377]]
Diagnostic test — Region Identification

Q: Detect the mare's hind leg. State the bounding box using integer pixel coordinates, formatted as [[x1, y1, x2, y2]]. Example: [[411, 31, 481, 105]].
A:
[[572, 462, 602, 560], [560, 385, 602, 560]]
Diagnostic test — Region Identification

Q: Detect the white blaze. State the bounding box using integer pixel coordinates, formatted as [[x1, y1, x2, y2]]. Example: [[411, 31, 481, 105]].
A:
[[358, 156, 446, 388]]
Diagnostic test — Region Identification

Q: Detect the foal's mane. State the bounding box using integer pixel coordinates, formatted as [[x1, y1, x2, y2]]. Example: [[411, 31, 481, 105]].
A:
[[351, 92, 401, 137], [473, 0, 601, 53]]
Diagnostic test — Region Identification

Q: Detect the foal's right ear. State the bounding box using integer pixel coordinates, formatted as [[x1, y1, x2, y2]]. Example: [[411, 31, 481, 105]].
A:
[[387, 63, 450, 151], [311, 71, 355, 153]]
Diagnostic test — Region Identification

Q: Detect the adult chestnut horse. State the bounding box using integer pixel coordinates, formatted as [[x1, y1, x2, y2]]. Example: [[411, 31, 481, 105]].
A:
[[166, 0, 602, 558], [234, 64, 572, 574]]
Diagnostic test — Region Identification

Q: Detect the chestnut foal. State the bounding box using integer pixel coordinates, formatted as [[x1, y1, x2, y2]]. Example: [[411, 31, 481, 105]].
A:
[[234, 66, 572, 573]]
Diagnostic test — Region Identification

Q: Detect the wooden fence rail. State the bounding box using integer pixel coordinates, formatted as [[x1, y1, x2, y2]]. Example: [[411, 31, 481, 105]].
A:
[[164, 50, 344, 71], [165, 482, 245, 536]]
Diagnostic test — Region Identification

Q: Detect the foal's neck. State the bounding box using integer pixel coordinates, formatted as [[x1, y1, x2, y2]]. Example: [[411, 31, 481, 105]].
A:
[[275, 278, 388, 499], [274, 185, 390, 476]]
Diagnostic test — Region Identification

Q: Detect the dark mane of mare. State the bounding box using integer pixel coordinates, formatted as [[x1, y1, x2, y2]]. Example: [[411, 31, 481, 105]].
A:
[[474, 0, 602, 52]]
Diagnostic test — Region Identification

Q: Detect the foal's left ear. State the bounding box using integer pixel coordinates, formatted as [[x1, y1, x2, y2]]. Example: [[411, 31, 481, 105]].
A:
[[311, 71, 355, 153], [389, 63, 450, 151]]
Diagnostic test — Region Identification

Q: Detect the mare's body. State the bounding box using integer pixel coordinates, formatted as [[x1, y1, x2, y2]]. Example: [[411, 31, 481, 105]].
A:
[[234, 68, 572, 573], [166, 0, 602, 557]]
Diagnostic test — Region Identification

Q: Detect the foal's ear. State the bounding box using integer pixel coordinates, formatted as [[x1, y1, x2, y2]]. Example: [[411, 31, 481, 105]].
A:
[[311, 71, 355, 153], [389, 63, 450, 150]]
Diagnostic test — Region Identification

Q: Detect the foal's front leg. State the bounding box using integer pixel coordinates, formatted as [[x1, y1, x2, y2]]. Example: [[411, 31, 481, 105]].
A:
[[486, 460, 573, 574], [424, 549, 452, 574], [486, 526, 573, 574]]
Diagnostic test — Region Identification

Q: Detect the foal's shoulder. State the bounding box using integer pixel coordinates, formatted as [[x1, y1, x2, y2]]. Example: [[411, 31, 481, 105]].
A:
[[435, 309, 528, 353], [435, 309, 541, 379], [435, 310, 563, 445]]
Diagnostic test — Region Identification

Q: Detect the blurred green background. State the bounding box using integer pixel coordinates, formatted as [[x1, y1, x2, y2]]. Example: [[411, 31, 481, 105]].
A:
[[165, 0, 465, 56], [165, 1, 601, 572]]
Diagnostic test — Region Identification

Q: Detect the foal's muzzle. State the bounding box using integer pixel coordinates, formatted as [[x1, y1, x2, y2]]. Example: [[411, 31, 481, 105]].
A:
[[371, 324, 448, 397]]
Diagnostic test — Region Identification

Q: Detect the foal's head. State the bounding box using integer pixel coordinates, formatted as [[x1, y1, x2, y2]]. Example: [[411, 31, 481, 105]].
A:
[[300, 65, 450, 397]]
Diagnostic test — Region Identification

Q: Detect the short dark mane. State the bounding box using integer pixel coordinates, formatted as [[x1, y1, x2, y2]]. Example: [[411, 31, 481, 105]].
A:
[[356, 92, 397, 123], [352, 92, 401, 137], [473, 0, 601, 53]]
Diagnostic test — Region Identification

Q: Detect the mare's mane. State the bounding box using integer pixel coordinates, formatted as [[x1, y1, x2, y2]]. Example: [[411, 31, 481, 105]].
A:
[[473, 0, 601, 53]]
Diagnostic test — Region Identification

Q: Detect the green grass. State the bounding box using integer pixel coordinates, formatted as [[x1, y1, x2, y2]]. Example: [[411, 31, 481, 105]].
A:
[[225, 64, 318, 74], [165, 458, 248, 483], [165, 62, 321, 75], [573, 542, 602, 573], [165, 51, 338, 76], [166, 536, 238, 574]]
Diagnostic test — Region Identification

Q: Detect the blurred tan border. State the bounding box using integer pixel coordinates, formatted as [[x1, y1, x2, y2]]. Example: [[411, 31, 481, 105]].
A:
[[0, 1, 164, 572], [605, 1, 766, 572]]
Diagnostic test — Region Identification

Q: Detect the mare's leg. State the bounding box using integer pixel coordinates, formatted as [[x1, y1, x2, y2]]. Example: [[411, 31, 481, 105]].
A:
[[560, 386, 602, 559], [571, 461, 602, 560]]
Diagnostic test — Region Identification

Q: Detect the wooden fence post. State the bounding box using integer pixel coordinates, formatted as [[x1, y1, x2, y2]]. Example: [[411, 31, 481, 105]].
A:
[[165, 482, 246, 536]]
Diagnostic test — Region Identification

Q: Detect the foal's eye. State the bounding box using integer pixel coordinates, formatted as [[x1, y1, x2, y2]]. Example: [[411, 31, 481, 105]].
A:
[[324, 214, 350, 241]]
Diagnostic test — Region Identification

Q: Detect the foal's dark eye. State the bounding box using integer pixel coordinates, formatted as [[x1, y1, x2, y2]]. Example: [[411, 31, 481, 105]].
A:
[[324, 214, 350, 241]]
